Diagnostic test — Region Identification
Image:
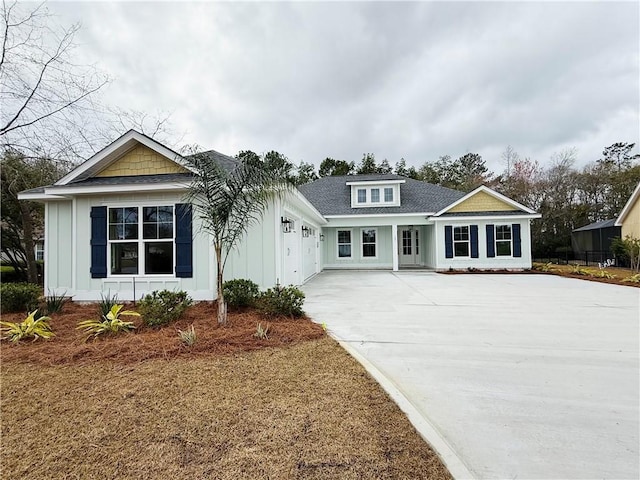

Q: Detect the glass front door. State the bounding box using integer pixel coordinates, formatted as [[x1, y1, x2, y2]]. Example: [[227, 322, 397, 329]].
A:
[[399, 227, 420, 266]]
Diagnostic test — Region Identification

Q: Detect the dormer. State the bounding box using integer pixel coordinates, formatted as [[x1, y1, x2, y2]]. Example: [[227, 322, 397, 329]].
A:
[[346, 179, 405, 208]]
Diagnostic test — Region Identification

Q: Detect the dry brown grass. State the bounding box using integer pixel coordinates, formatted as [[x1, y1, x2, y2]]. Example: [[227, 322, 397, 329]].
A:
[[1, 337, 452, 480]]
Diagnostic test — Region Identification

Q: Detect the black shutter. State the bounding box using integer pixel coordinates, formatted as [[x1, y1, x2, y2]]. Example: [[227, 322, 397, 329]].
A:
[[470, 225, 479, 258], [486, 224, 495, 258], [513, 223, 522, 258], [445, 226, 453, 258], [90, 206, 107, 278], [175, 203, 193, 278]]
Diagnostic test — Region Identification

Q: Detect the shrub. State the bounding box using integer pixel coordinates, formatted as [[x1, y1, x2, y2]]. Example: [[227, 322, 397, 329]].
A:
[[98, 291, 119, 317], [178, 325, 197, 346], [77, 304, 139, 339], [0, 283, 41, 314], [0, 265, 22, 283], [43, 290, 68, 315], [257, 284, 305, 318], [223, 279, 260, 308], [254, 322, 270, 340], [138, 290, 192, 327], [1, 310, 54, 343], [570, 264, 591, 276], [623, 273, 640, 283]]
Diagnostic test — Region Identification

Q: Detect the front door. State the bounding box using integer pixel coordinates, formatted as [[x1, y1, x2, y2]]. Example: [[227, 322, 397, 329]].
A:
[[399, 227, 420, 266]]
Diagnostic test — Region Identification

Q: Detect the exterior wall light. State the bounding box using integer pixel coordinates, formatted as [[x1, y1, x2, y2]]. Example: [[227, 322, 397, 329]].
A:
[[301, 226, 310, 237], [281, 217, 293, 233]]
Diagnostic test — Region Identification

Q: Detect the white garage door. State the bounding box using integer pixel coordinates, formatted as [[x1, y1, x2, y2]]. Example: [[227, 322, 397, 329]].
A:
[[283, 229, 299, 286]]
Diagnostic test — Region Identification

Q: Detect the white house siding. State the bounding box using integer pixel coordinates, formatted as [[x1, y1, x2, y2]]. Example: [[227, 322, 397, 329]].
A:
[[225, 204, 277, 290], [68, 193, 214, 301], [321, 226, 394, 269], [422, 224, 437, 268], [44, 201, 73, 294], [433, 218, 533, 270]]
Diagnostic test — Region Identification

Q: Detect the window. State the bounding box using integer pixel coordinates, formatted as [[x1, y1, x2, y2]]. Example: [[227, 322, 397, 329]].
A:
[[402, 230, 411, 255], [384, 187, 393, 202], [453, 226, 470, 257], [337, 230, 352, 258], [371, 188, 380, 203], [361, 228, 377, 258], [35, 242, 44, 261], [109, 205, 174, 275], [357, 189, 366, 203], [495, 225, 512, 256]]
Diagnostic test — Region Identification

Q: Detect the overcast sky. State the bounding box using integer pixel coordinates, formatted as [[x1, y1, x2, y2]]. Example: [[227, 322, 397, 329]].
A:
[[48, 1, 639, 172]]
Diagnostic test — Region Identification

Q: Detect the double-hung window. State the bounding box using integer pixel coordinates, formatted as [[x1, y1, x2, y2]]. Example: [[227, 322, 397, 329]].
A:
[[384, 187, 393, 202], [453, 226, 470, 257], [357, 189, 367, 203], [371, 188, 380, 203], [337, 230, 352, 258], [495, 225, 512, 256], [361, 228, 377, 258], [109, 205, 174, 275]]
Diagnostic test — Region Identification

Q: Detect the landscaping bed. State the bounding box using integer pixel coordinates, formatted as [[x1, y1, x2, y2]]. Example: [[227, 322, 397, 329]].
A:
[[0, 301, 325, 365]]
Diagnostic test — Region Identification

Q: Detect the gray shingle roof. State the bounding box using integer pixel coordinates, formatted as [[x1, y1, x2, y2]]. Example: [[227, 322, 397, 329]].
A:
[[298, 174, 465, 215], [573, 219, 618, 232], [185, 150, 239, 173]]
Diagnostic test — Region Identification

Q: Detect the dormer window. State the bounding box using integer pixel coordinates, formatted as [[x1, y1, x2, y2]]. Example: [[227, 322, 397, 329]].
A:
[[347, 179, 404, 208]]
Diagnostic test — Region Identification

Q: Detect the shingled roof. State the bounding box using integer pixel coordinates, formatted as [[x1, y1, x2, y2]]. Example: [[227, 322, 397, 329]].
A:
[[298, 174, 465, 216]]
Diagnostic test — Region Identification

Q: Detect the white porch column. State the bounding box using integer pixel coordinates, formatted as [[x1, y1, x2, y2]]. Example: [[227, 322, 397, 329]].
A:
[[392, 223, 399, 271]]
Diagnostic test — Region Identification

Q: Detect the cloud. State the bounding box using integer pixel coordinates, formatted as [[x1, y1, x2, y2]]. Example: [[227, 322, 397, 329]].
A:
[[50, 1, 639, 173]]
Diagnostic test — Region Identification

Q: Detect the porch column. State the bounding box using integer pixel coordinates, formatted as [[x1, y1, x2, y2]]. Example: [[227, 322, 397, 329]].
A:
[[391, 223, 399, 271]]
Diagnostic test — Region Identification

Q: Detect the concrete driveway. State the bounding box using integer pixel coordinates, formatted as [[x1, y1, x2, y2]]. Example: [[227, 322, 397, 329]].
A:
[[302, 271, 640, 479]]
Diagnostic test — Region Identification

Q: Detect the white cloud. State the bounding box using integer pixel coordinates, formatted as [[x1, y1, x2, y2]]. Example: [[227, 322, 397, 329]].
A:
[[49, 1, 639, 173]]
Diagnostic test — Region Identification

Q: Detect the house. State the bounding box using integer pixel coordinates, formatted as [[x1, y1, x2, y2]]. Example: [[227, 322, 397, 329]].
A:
[[19, 130, 541, 301], [615, 181, 640, 238]]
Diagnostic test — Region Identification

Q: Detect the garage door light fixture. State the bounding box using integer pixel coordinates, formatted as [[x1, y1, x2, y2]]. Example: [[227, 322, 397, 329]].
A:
[[281, 216, 293, 233]]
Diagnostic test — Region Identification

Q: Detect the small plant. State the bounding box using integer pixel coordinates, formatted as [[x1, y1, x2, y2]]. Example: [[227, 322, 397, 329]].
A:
[[1, 310, 54, 343], [77, 304, 139, 339], [43, 290, 68, 315], [223, 279, 260, 308], [139, 290, 192, 327], [623, 273, 640, 283], [533, 262, 554, 273], [570, 264, 591, 276], [254, 322, 270, 340], [177, 325, 197, 346], [0, 283, 41, 314], [592, 270, 616, 279], [257, 284, 305, 318], [98, 291, 119, 317]]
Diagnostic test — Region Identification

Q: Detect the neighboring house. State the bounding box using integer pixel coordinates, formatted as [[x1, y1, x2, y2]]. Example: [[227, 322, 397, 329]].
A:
[[571, 219, 621, 259], [19, 130, 540, 301], [615, 181, 640, 238]]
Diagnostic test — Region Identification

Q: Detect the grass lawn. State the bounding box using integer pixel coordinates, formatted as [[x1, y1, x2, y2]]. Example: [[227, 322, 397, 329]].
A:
[[1, 303, 452, 479]]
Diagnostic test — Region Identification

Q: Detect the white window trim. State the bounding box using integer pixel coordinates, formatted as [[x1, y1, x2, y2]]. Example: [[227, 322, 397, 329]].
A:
[[107, 204, 177, 278], [453, 225, 471, 259], [351, 184, 401, 208], [360, 227, 378, 260], [495, 224, 513, 258], [336, 229, 353, 260]]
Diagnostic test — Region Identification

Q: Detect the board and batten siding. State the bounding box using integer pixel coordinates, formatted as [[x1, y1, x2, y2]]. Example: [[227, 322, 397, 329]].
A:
[[621, 197, 640, 238], [44, 201, 74, 293], [433, 218, 532, 270], [63, 193, 214, 301], [322, 226, 393, 269]]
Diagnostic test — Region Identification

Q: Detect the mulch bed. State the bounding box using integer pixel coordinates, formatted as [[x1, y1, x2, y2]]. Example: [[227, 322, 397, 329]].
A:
[[439, 267, 639, 287], [0, 302, 325, 365]]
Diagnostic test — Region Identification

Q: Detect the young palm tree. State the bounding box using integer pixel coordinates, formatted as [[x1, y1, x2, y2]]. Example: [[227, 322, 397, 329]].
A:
[[185, 151, 291, 325]]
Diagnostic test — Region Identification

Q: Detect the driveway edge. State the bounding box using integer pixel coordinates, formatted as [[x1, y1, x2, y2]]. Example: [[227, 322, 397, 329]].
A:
[[337, 340, 476, 480]]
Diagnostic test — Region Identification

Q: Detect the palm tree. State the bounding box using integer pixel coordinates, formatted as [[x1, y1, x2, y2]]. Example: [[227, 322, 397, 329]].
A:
[[184, 151, 291, 325]]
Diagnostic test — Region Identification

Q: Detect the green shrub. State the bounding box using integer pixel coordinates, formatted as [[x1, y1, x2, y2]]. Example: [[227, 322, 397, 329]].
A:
[[139, 290, 192, 327], [1, 310, 54, 343], [43, 290, 68, 315], [257, 284, 305, 318], [223, 279, 260, 308], [77, 304, 139, 339], [0, 283, 41, 314], [0, 265, 22, 283], [98, 291, 119, 317]]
